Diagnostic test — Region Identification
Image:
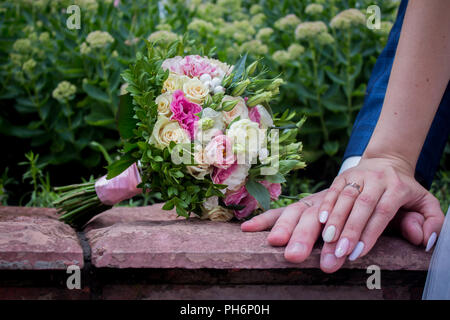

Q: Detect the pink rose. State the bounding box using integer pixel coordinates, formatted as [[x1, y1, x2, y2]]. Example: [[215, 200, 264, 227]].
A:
[[212, 163, 237, 185], [170, 90, 202, 139], [223, 181, 281, 219], [224, 185, 247, 206], [236, 194, 259, 219], [163, 55, 219, 78], [204, 135, 235, 169], [224, 185, 259, 219], [212, 164, 250, 191], [248, 106, 261, 125], [261, 181, 282, 200]]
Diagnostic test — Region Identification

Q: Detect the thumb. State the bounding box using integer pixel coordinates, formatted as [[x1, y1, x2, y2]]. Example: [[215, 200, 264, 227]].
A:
[[413, 193, 444, 250]]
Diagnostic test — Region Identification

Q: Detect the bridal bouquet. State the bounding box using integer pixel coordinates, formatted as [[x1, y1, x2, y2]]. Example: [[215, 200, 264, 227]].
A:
[[54, 41, 306, 228]]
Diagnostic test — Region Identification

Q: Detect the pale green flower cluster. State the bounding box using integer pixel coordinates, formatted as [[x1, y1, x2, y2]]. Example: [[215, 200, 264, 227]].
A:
[[10, 54, 23, 66], [39, 32, 50, 43], [187, 18, 215, 34], [148, 30, 179, 44], [272, 50, 291, 65], [80, 42, 91, 55], [250, 13, 266, 27], [10, 30, 51, 67], [22, 58, 36, 75], [256, 27, 273, 42], [86, 31, 114, 49], [13, 39, 32, 54], [287, 43, 305, 57], [317, 32, 335, 45], [330, 9, 366, 29], [273, 44, 305, 66], [250, 4, 263, 15], [17, 0, 49, 8], [220, 20, 255, 43], [239, 39, 268, 55], [52, 81, 76, 102], [274, 14, 301, 30], [195, 3, 226, 20], [74, 0, 98, 12], [156, 23, 172, 31], [295, 21, 328, 40], [305, 3, 324, 15], [217, 0, 242, 14]]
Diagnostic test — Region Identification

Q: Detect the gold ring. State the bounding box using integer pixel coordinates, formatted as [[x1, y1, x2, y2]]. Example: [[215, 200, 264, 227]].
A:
[[345, 182, 362, 194]]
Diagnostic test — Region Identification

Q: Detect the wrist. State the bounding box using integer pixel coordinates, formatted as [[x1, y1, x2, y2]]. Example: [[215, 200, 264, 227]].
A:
[[361, 151, 416, 177]]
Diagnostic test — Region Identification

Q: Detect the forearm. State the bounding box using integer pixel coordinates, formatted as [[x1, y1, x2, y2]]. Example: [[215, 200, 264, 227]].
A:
[[363, 0, 450, 173]]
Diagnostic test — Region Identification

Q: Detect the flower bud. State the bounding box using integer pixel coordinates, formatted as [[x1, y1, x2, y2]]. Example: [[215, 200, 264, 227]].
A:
[[222, 99, 239, 112], [246, 91, 272, 107], [231, 78, 251, 96], [266, 78, 284, 91], [246, 60, 258, 76], [199, 118, 215, 130], [212, 91, 225, 104], [222, 74, 233, 87]]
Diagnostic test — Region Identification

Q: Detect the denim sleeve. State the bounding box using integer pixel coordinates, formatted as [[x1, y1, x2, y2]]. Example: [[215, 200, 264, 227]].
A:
[[343, 0, 450, 189]]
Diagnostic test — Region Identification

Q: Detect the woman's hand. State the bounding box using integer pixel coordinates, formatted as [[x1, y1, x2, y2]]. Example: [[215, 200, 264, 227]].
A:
[[241, 190, 327, 263], [317, 156, 444, 272]]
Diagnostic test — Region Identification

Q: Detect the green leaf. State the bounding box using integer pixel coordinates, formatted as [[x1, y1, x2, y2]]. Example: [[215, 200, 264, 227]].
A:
[[323, 141, 339, 156], [278, 160, 299, 175], [117, 93, 137, 140], [82, 82, 111, 104], [264, 172, 286, 183], [232, 52, 248, 82], [246, 179, 271, 211], [106, 154, 136, 179]]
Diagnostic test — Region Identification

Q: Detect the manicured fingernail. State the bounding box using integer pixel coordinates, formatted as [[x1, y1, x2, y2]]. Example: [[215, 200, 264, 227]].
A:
[[426, 232, 437, 252], [322, 253, 337, 269], [322, 225, 336, 243], [349, 241, 364, 261], [319, 211, 328, 223], [335, 237, 349, 258], [286, 242, 307, 255]]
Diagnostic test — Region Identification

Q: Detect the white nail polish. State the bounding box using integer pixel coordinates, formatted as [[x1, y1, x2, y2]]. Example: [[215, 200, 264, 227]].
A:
[[319, 211, 328, 223], [349, 241, 364, 261], [425, 232, 437, 252], [323, 225, 336, 243], [335, 238, 349, 258]]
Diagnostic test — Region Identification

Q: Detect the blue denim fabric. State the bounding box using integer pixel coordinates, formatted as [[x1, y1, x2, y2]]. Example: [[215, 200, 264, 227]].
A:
[[343, 0, 450, 189]]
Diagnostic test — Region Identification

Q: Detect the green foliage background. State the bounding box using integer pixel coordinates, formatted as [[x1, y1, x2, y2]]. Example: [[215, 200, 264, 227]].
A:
[[0, 0, 448, 208]]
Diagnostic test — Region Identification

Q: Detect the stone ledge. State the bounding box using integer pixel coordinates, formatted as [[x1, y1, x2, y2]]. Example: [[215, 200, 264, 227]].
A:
[[0, 206, 84, 270], [85, 204, 432, 270]]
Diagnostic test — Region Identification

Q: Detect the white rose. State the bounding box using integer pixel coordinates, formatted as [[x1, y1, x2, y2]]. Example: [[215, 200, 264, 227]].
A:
[[149, 116, 190, 149], [255, 104, 274, 129], [202, 196, 219, 211], [200, 206, 234, 222], [186, 144, 212, 180], [194, 108, 225, 145], [227, 119, 265, 164], [183, 78, 209, 104], [155, 92, 173, 117], [222, 164, 250, 191], [221, 95, 249, 125], [162, 72, 190, 93]]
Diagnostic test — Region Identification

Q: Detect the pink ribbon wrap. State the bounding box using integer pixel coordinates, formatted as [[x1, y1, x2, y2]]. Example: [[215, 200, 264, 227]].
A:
[[95, 163, 142, 205]]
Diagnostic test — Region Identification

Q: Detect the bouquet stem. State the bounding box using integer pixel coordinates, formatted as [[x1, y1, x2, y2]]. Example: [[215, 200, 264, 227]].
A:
[[53, 182, 111, 228]]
